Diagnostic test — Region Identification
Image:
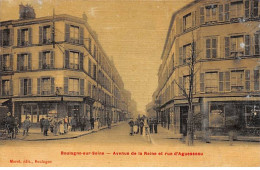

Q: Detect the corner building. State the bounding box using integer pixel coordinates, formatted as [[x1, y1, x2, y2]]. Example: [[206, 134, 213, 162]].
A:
[[0, 6, 130, 126], [154, 0, 260, 138]]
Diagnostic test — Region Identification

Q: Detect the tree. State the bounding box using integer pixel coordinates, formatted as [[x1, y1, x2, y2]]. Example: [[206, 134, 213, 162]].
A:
[[174, 34, 200, 146]]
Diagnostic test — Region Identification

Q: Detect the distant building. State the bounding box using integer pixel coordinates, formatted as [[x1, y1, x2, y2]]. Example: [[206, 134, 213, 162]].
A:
[[152, 0, 260, 138], [0, 5, 133, 126]]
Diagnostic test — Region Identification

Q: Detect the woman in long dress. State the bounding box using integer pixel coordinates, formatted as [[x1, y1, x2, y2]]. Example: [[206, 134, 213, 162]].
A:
[[59, 119, 65, 135]]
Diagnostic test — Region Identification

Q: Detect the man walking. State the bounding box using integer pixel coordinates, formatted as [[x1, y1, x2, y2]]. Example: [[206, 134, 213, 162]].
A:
[[139, 119, 144, 135], [23, 116, 31, 136], [40, 117, 45, 133], [43, 117, 50, 136]]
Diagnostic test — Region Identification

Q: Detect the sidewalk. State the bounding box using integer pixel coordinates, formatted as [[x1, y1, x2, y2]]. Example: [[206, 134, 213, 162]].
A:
[[150, 125, 260, 143], [16, 122, 123, 141]]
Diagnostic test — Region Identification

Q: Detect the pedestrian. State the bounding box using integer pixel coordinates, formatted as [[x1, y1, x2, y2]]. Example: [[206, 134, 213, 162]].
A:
[[53, 117, 59, 136], [97, 118, 101, 129], [6, 112, 15, 139], [40, 117, 45, 133], [64, 116, 69, 134], [90, 117, 95, 130], [43, 117, 50, 136], [107, 117, 111, 129], [80, 118, 85, 131], [22, 116, 31, 136], [59, 119, 65, 134], [128, 119, 134, 136], [153, 119, 158, 134], [71, 117, 77, 131], [14, 117, 19, 136], [148, 118, 153, 134], [139, 119, 144, 135], [49, 117, 54, 133]]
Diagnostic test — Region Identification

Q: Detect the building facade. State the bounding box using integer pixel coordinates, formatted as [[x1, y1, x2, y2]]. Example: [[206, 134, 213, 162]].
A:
[[0, 5, 133, 127], [152, 0, 260, 138]]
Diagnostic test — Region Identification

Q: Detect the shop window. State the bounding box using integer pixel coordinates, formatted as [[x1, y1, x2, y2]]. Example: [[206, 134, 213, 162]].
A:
[[205, 72, 218, 93], [205, 5, 218, 22], [245, 105, 260, 128], [69, 78, 79, 95], [231, 70, 244, 91], [21, 105, 38, 123], [230, 1, 243, 18], [209, 104, 225, 128]]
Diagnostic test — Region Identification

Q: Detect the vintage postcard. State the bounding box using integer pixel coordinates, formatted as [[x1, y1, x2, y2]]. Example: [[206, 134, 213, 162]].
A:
[[0, 0, 259, 167]]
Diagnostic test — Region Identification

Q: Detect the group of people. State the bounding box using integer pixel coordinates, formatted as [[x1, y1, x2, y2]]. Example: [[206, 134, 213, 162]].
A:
[[39, 116, 95, 136], [2, 112, 20, 139], [128, 117, 158, 136]]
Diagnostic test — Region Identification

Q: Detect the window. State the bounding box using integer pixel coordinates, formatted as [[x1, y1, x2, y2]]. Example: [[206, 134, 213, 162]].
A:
[[41, 51, 54, 69], [205, 5, 217, 22], [254, 69, 259, 90], [205, 72, 218, 93], [42, 78, 51, 95], [3, 29, 10, 46], [183, 13, 192, 31], [17, 53, 31, 71], [88, 59, 92, 76], [183, 76, 190, 94], [93, 64, 97, 80], [21, 28, 29, 46], [245, 105, 260, 128], [252, 0, 259, 17], [231, 70, 244, 91], [43, 26, 52, 44], [230, 35, 244, 57], [206, 38, 217, 58], [69, 51, 79, 69], [88, 82, 92, 97], [69, 78, 79, 95], [1, 54, 13, 71], [255, 33, 260, 55], [209, 104, 224, 128], [1, 80, 11, 96], [20, 78, 32, 95], [70, 25, 79, 43], [183, 44, 191, 64], [230, 1, 243, 18]]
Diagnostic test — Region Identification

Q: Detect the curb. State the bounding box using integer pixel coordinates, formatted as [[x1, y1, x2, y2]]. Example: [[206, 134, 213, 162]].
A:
[[17, 123, 119, 141]]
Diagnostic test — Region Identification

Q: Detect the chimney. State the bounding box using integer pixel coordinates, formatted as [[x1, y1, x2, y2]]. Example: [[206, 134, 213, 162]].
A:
[[19, 3, 36, 20]]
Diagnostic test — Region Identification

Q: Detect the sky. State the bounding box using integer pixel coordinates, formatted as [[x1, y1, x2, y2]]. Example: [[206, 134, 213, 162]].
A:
[[0, 0, 192, 113]]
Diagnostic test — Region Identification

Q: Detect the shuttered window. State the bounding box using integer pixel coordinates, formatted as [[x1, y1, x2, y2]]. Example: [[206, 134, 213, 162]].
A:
[[200, 73, 205, 93], [200, 7, 205, 24], [17, 53, 32, 71], [80, 79, 84, 95], [224, 4, 230, 21], [219, 72, 224, 92], [245, 70, 250, 91], [225, 37, 230, 58], [64, 77, 69, 95], [225, 71, 231, 91], [219, 4, 224, 21], [20, 78, 32, 96], [254, 70, 260, 90], [255, 33, 260, 55]]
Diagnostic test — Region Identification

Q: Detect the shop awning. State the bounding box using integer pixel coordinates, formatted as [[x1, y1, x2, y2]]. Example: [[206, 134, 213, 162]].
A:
[[0, 99, 9, 105], [12, 97, 62, 102]]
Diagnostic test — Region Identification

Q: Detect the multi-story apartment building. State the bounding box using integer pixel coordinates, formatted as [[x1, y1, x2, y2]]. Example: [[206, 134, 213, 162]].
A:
[[152, 0, 260, 138], [0, 4, 131, 126]]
